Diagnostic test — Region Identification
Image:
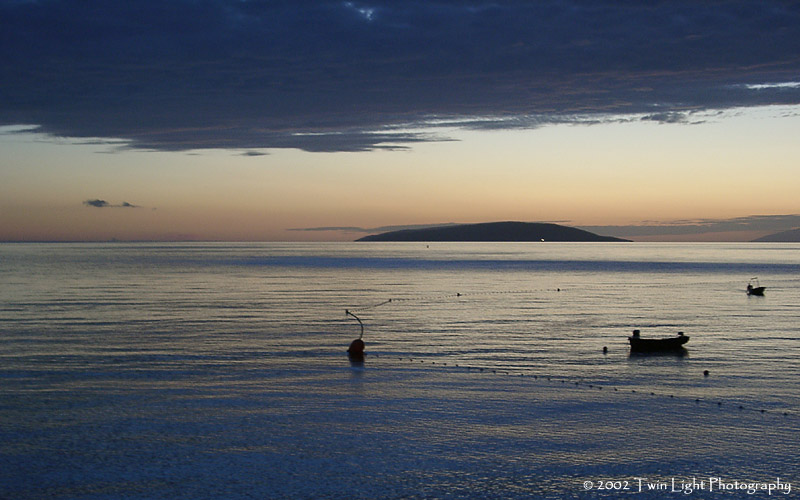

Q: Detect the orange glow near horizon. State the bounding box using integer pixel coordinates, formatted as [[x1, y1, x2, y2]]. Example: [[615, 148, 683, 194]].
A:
[[2, 107, 799, 242]]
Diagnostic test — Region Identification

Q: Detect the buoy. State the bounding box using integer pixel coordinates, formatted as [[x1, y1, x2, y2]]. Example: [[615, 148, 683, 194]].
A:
[[345, 310, 365, 362], [602, 346, 608, 354], [347, 338, 365, 362], [703, 370, 710, 377]]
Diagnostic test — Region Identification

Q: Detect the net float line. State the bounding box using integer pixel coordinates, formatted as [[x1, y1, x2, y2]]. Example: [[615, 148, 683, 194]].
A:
[[345, 288, 565, 314], [384, 354, 798, 422]]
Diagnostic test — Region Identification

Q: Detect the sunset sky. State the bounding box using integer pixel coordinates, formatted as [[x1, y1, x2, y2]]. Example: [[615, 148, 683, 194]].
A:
[[2, 1, 800, 242]]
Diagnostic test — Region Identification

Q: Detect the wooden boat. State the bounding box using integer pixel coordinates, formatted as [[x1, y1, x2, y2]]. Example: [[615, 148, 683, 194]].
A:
[[746, 277, 765, 296], [628, 329, 689, 352]]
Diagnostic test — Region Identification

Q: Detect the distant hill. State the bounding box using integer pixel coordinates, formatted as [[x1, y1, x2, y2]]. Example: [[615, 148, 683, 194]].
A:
[[357, 221, 630, 242], [752, 228, 800, 242]]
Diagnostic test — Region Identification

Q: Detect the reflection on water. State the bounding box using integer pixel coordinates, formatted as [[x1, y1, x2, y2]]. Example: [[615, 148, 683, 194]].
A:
[[628, 347, 689, 359], [1, 242, 799, 498]]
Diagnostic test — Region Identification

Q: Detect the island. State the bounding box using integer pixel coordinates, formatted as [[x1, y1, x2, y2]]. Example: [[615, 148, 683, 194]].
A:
[[356, 221, 629, 242], [752, 228, 800, 242]]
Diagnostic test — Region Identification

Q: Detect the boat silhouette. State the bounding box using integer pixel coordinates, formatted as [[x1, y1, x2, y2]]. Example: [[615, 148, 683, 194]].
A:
[[746, 277, 766, 296], [628, 329, 689, 353]]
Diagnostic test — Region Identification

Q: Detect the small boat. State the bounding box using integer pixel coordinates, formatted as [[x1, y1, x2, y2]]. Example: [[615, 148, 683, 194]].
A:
[[746, 277, 765, 296], [628, 329, 689, 352]]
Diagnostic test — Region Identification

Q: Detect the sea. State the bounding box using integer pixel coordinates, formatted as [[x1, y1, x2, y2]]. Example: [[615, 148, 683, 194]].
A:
[[1, 242, 798, 499]]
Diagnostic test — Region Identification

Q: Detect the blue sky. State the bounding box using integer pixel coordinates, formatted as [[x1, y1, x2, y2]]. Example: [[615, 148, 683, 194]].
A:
[[2, 1, 800, 241]]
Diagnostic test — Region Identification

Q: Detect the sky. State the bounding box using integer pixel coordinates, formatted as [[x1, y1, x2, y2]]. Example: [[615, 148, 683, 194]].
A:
[[2, 0, 800, 242]]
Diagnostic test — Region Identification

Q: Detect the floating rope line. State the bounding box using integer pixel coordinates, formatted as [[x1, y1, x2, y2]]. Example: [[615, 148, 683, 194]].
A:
[[347, 299, 393, 313], [384, 354, 798, 421], [345, 288, 564, 314]]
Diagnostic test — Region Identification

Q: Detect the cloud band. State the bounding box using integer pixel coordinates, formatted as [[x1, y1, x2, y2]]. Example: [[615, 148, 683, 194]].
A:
[[3, 1, 800, 152]]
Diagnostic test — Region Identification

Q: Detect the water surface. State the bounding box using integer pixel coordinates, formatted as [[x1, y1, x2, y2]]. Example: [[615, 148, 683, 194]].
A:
[[2, 242, 798, 498]]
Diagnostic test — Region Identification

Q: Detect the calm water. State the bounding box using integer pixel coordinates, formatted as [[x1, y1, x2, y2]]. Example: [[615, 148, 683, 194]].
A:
[[1, 242, 799, 498]]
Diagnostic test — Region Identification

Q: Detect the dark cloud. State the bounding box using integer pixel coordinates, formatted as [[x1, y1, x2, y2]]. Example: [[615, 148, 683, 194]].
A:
[[84, 199, 112, 208], [289, 223, 458, 233], [3, 1, 800, 152], [84, 199, 140, 208], [579, 214, 800, 237], [296, 215, 800, 239]]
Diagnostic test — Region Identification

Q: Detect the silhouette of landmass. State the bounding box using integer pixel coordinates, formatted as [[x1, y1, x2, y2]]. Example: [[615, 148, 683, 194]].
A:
[[357, 221, 629, 242], [752, 228, 800, 242]]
